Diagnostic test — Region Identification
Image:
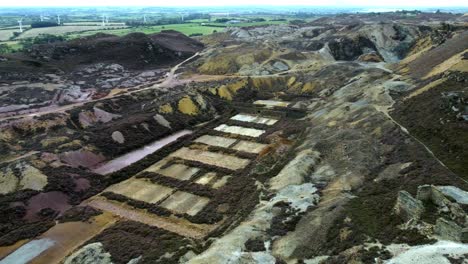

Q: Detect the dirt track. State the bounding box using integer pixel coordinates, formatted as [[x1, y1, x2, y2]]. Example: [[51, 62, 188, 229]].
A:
[[0, 52, 201, 123]]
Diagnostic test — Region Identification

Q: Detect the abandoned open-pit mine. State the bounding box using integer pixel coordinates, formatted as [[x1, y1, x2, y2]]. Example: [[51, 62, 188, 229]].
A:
[[0, 7, 468, 264]]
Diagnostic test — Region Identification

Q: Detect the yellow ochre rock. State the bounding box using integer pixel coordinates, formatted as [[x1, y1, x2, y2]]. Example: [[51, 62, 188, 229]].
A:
[[178, 96, 199, 115], [159, 103, 174, 114], [218, 80, 248, 100], [287, 76, 297, 87], [302, 82, 319, 93]]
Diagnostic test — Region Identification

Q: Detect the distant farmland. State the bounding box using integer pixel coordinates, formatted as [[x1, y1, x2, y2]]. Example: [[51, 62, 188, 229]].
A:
[[16, 25, 128, 39], [67, 23, 222, 38], [0, 29, 17, 41], [0, 17, 291, 51]]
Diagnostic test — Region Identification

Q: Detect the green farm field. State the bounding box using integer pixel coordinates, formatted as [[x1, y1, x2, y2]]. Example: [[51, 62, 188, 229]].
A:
[[67, 23, 222, 38]]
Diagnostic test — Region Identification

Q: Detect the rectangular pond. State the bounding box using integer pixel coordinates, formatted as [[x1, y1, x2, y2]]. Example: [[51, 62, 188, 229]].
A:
[[93, 130, 192, 175]]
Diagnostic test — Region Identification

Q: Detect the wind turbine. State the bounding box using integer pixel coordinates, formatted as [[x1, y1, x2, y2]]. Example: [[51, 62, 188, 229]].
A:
[[105, 15, 109, 24], [101, 14, 106, 26], [57, 15, 61, 25], [143, 14, 147, 23], [17, 18, 23, 33], [40, 14, 44, 21], [180, 13, 184, 22]]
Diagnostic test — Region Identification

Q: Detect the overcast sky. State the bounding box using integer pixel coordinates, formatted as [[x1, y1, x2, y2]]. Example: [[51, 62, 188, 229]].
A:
[[0, 0, 466, 7]]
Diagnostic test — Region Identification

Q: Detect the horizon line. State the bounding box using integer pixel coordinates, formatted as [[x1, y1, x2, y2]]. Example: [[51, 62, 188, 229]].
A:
[[1, 5, 467, 8]]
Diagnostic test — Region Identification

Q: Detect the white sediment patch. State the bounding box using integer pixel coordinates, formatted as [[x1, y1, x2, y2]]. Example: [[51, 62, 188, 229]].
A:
[[154, 114, 171, 129], [170, 147, 250, 170], [214, 124, 265, 137], [195, 173, 230, 189], [195, 172, 218, 185], [156, 163, 200, 181], [194, 135, 237, 148], [386, 241, 468, 264], [269, 149, 321, 190], [105, 178, 173, 204], [160, 191, 210, 216], [111, 131, 125, 144], [231, 114, 278, 125], [232, 140, 267, 154], [253, 100, 290, 108], [0, 238, 55, 264], [212, 176, 231, 189]]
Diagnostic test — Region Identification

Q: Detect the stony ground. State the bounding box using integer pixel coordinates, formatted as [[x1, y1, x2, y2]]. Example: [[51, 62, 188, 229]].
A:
[[0, 12, 467, 264]]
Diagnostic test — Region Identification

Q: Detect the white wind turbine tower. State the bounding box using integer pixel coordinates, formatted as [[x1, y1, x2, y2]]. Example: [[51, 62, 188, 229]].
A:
[[105, 15, 109, 24], [143, 14, 147, 24], [101, 14, 106, 26], [17, 18, 23, 33], [40, 14, 44, 21], [57, 15, 61, 25]]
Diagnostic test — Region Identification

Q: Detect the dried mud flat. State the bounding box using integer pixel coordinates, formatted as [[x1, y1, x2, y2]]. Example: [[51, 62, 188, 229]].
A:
[[87, 198, 213, 239], [1, 212, 117, 264]]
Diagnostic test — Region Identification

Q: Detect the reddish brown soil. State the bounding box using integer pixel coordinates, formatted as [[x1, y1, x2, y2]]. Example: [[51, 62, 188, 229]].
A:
[[59, 150, 106, 168], [73, 178, 91, 192], [58, 206, 102, 223], [24, 191, 71, 221]]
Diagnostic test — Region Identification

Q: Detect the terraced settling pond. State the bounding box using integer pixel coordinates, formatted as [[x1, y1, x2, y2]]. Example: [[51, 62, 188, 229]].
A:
[[3, 101, 299, 263]]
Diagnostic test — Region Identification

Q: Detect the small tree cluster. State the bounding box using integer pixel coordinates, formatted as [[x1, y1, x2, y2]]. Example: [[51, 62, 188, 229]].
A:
[[30, 21, 59, 28], [0, 44, 12, 54]]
